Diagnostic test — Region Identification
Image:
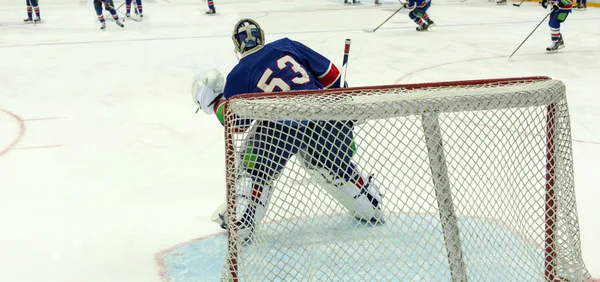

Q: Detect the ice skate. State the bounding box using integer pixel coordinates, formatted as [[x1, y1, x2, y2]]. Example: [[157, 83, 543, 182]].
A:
[[34, 17, 41, 23], [24, 17, 33, 23], [126, 12, 130, 18], [425, 18, 435, 28], [206, 8, 216, 14], [375, 0, 381, 4], [344, 0, 350, 3], [496, 0, 507, 4], [352, 0, 361, 4], [100, 21, 106, 29], [416, 23, 429, 31], [546, 36, 565, 52], [115, 19, 124, 28]]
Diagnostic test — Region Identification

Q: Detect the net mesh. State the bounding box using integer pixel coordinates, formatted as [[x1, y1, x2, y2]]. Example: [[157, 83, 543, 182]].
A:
[[221, 77, 591, 281]]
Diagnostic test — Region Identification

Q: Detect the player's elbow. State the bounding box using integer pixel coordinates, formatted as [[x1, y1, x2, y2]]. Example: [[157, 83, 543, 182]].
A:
[[317, 63, 341, 89]]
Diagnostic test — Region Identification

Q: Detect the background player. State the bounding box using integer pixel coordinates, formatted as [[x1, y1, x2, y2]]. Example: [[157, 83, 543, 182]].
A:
[[403, 0, 435, 31], [344, 0, 381, 4], [573, 0, 586, 9], [24, 0, 41, 23], [125, 0, 143, 18], [193, 19, 385, 243], [94, 0, 124, 29], [206, 0, 216, 14], [541, 0, 572, 52]]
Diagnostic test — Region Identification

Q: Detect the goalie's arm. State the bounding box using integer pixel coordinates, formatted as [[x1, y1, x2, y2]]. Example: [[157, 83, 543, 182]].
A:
[[192, 68, 252, 131], [288, 39, 342, 89]]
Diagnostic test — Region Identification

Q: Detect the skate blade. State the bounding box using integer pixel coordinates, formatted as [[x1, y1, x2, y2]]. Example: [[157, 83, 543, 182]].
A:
[[546, 45, 565, 53]]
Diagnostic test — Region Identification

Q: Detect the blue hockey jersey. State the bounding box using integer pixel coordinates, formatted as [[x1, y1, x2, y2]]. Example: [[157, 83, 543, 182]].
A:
[[406, 0, 430, 9], [223, 37, 342, 99]]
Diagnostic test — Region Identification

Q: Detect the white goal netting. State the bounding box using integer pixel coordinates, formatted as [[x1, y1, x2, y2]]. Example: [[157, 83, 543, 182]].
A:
[[221, 77, 591, 281]]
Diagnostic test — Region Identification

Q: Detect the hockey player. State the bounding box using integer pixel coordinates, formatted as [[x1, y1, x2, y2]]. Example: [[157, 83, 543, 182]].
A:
[[206, 0, 216, 14], [573, 0, 586, 9], [125, 0, 143, 18], [94, 0, 124, 29], [24, 0, 41, 23], [192, 18, 385, 243], [344, 0, 381, 4], [403, 0, 435, 31], [541, 0, 572, 52]]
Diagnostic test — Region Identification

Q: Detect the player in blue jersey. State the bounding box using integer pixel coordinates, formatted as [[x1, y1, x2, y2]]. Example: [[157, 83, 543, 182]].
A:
[[573, 0, 586, 9], [345, 0, 382, 4], [94, 0, 124, 29], [403, 0, 435, 31], [125, 0, 143, 18], [206, 0, 216, 14], [541, 0, 572, 52], [192, 19, 385, 243], [404, 0, 435, 31], [24, 0, 41, 23]]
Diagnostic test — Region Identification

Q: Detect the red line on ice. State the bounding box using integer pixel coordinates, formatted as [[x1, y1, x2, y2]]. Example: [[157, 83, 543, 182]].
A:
[[0, 108, 26, 158]]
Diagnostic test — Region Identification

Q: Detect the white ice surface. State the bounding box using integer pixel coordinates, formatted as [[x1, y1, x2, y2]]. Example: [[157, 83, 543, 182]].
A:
[[0, 0, 598, 281]]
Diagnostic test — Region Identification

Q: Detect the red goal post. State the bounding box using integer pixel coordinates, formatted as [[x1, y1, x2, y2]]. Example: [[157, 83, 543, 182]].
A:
[[221, 77, 592, 282]]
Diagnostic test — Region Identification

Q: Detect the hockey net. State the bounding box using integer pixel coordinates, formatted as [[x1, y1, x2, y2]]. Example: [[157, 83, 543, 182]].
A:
[[221, 77, 592, 281]]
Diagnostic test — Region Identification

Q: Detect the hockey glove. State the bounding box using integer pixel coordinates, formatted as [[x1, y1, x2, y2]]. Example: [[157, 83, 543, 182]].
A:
[[541, 0, 548, 8], [552, 4, 560, 11], [191, 68, 225, 115]]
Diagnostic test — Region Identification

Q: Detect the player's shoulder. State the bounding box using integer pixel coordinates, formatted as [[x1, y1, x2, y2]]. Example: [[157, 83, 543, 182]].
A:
[[224, 65, 246, 98], [266, 37, 300, 49]]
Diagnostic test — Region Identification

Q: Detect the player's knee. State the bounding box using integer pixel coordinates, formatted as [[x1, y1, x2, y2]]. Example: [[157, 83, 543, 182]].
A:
[[413, 9, 425, 18], [557, 12, 568, 23]]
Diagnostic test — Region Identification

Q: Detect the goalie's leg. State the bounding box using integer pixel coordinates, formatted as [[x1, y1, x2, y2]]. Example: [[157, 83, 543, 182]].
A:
[[233, 176, 272, 243], [303, 161, 384, 223], [212, 177, 272, 244], [302, 120, 384, 223], [222, 121, 303, 243]]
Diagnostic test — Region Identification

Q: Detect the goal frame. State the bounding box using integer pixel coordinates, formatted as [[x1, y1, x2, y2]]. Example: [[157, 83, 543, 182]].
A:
[[222, 76, 562, 282]]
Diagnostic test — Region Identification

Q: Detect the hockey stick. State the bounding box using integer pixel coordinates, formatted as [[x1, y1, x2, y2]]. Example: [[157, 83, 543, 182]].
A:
[[112, 4, 140, 21], [115, 1, 126, 10], [340, 39, 351, 88], [508, 12, 551, 60], [513, 0, 526, 6], [133, 1, 143, 21], [363, 4, 404, 33], [101, 0, 138, 22]]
